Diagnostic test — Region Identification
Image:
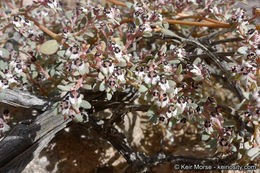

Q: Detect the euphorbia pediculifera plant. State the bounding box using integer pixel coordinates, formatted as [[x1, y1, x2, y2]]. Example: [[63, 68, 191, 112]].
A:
[[0, 0, 259, 166]]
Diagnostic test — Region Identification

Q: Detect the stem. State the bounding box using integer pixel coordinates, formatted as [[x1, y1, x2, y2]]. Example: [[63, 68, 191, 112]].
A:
[[106, 0, 126, 7], [20, 0, 23, 8], [20, 13, 69, 48], [22, 13, 58, 40], [165, 19, 230, 28], [210, 37, 244, 45], [105, 0, 231, 28]]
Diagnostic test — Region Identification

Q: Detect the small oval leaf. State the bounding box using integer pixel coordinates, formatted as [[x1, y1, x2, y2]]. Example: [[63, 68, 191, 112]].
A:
[[40, 40, 59, 55], [80, 100, 91, 109]]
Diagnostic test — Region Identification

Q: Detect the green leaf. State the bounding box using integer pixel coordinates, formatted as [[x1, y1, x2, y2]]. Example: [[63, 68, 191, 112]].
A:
[[242, 90, 250, 100], [161, 29, 181, 42], [143, 32, 153, 38], [107, 92, 112, 100], [32, 71, 38, 78], [81, 17, 87, 25], [82, 84, 92, 90], [147, 105, 157, 117], [193, 58, 201, 65], [187, 103, 198, 109], [205, 138, 217, 149], [177, 64, 182, 74], [223, 120, 236, 127], [85, 32, 94, 37], [135, 17, 143, 26], [65, 11, 73, 19], [125, 2, 133, 8], [28, 40, 36, 49], [202, 134, 210, 141], [74, 113, 83, 122], [80, 100, 91, 109], [169, 60, 180, 64], [53, 107, 58, 116], [57, 50, 65, 57], [149, 114, 158, 124], [86, 53, 94, 59], [98, 72, 104, 79], [79, 65, 89, 75], [50, 68, 55, 76], [40, 40, 59, 55], [192, 76, 204, 81], [99, 81, 106, 91], [0, 48, 10, 59], [244, 142, 251, 150], [57, 85, 71, 91], [0, 60, 6, 70], [118, 61, 127, 67], [237, 46, 248, 55], [168, 80, 176, 87], [139, 85, 148, 93]]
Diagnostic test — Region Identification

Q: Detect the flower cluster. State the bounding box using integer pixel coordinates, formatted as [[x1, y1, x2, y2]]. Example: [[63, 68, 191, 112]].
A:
[[59, 89, 83, 120], [0, 0, 259, 164]]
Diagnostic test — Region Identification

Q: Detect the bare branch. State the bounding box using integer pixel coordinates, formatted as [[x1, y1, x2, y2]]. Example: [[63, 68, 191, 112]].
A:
[[85, 116, 238, 172], [210, 37, 245, 46], [0, 89, 48, 110], [0, 110, 71, 170]]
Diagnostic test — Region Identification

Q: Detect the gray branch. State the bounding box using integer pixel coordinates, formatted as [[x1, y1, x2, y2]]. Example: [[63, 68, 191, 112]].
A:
[[85, 116, 238, 172], [0, 110, 71, 172], [0, 89, 49, 110]]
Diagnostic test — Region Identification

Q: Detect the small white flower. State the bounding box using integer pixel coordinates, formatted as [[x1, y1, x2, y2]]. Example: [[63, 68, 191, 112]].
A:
[[0, 118, 10, 133], [108, 79, 117, 92], [139, 23, 152, 33], [113, 46, 122, 60], [59, 100, 70, 115], [204, 120, 213, 134], [14, 63, 23, 74], [66, 45, 80, 60], [232, 8, 246, 23], [158, 114, 168, 124], [133, 2, 144, 11], [114, 68, 125, 83], [71, 58, 84, 71], [161, 61, 172, 72], [252, 89, 260, 106], [81, 7, 88, 13], [101, 60, 114, 76], [210, 116, 223, 130], [166, 105, 177, 118], [156, 93, 169, 108], [144, 71, 159, 85], [69, 90, 82, 105], [158, 76, 170, 91], [23, 17, 31, 27], [103, 7, 114, 19], [187, 0, 197, 5], [151, 89, 159, 102], [47, 0, 58, 9], [176, 96, 187, 113], [41, 11, 49, 16], [13, 16, 23, 28], [117, 74, 125, 82], [0, 79, 9, 89], [190, 65, 202, 76], [134, 66, 145, 79]]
